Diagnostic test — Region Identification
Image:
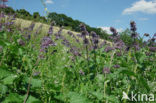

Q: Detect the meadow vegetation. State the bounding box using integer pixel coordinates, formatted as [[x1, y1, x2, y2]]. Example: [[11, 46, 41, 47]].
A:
[[0, 0, 156, 103]]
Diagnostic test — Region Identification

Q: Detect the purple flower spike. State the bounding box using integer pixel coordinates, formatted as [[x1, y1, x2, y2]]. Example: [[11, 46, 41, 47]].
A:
[[79, 70, 85, 75], [149, 47, 156, 52], [113, 65, 120, 68], [144, 33, 149, 37], [103, 67, 110, 74], [104, 46, 114, 52], [40, 36, 57, 52], [17, 39, 25, 46], [79, 24, 86, 32], [110, 27, 118, 36], [130, 21, 137, 32]]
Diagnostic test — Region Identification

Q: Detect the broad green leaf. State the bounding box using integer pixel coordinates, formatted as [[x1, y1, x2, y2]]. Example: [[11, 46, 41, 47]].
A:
[[0, 83, 8, 94], [2, 93, 23, 103], [104, 95, 120, 103], [26, 95, 41, 103], [0, 68, 11, 80], [68, 92, 92, 103], [2, 74, 17, 85], [91, 91, 103, 100]]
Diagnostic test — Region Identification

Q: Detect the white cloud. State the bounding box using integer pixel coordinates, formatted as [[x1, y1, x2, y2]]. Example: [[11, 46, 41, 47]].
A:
[[100, 27, 124, 34], [45, 0, 54, 4], [123, 0, 156, 14], [138, 17, 149, 21]]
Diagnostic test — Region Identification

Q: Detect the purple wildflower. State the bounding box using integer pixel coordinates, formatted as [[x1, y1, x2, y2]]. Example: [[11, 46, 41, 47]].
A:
[[130, 21, 137, 32], [104, 46, 114, 52], [110, 27, 118, 36], [116, 52, 122, 56], [28, 22, 35, 31], [40, 36, 57, 52], [62, 39, 71, 47], [113, 65, 120, 68], [17, 39, 25, 46], [131, 33, 138, 38], [33, 71, 40, 76], [133, 43, 140, 50], [79, 23, 86, 31], [70, 47, 81, 56], [0, 46, 3, 52], [35, 24, 43, 35], [91, 31, 98, 38], [48, 22, 54, 36], [79, 70, 85, 75], [144, 33, 149, 37], [149, 47, 156, 52], [103, 67, 110, 74], [83, 37, 89, 45]]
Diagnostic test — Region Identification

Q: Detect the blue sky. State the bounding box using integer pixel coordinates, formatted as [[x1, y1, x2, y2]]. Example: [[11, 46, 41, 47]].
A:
[[7, 0, 156, 36]]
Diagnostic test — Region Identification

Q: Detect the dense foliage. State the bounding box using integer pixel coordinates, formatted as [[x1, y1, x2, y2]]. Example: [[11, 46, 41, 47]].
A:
[[0, 10, 156, 103], [0, 0, 156, 103]]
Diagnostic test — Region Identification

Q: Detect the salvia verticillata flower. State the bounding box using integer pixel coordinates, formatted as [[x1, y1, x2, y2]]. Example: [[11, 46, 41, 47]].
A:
[[145, 52, 152, 56], [91, 31, 98, 38], [113, 65, 120, 68], [83, 37, 89, 45], [0, 23, 2, 31], [79, 70, 85, 75], [110, 27, 118, 36], [40, 36, 57, 52], [79, 23, 86, 31], [103, 67, 110, 74], [58, 26, 63, 35], [144, 33, 149, 37], [104, 46, 114, 52], [131, 32, 138, 38], [151, 37, 155, 42], [17, 39, 25, 46], [130, 21, 137, 32], [28, 22, 35, 31], [133, 42, 140, 50], [62, 39, 71, 47], [81, 31, 89, 37], [35, 24, 43, 35], [48, 22, 54, 36], [149, 47, 156, 52], [0, 46, 3, 52], [114, 40, 125, 50], [116, 52, 122, 56], [70, 46, 81, 56], [33, 71, 40, 76], [67, 31, 80, 43]]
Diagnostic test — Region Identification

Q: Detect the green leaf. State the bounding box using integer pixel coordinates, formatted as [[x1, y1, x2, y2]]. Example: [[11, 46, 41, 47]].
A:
[[26, 95, 41, 103], [120, 70, 137, 77], [67, 92, 92, 103], [2, 74, 17, 85], [138, 75, 150, 91], [91, 91, 103, 100], [2, 93, 23, 103], [0, 83, 8, 94], [104, 95, 120, 103], [0, 68, 11, 80], [24, 77, 42, 88]]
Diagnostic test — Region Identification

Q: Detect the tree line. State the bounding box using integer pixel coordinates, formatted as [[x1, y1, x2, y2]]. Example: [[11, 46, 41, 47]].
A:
[[0, 7, 109, 40]]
